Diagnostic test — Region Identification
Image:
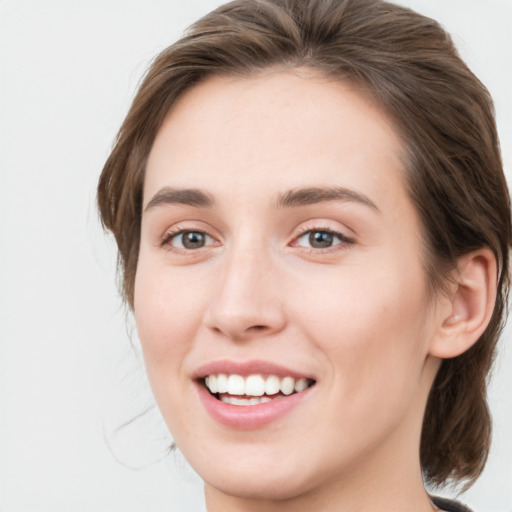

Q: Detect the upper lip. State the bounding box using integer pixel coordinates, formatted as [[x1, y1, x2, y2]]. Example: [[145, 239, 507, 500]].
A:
[[192, 359, 316, 381]]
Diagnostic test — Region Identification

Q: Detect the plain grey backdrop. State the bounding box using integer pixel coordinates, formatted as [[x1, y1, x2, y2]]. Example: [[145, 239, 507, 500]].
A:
[[1, 1, 511, 511]]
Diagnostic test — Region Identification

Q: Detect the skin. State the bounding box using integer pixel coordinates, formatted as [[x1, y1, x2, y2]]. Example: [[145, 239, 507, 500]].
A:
[[134, 69, 454, 511]]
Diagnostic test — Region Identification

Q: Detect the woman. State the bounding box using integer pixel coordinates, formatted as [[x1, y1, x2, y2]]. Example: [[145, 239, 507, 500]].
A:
[[97, 0, 511, 510]]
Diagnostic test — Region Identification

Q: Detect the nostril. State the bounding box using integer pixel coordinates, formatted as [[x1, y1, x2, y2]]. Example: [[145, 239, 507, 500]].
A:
[[249, 325, 267, 331]]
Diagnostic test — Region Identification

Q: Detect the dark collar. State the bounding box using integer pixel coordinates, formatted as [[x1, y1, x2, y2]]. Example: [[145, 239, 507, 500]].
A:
[[431, 495, 473, 512]]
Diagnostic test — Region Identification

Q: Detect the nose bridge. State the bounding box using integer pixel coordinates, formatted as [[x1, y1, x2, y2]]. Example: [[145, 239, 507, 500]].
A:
[[205, 238, 285, 340]]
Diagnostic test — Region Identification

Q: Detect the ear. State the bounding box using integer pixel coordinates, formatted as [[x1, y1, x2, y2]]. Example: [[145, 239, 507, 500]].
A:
[[429, 248, 498, 359]]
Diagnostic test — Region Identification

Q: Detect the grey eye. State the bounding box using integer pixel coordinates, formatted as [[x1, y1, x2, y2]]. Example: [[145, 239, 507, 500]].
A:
[[309, 231, 335, 248], [171, 231, 213, 249], [296, 230, 344, 249]]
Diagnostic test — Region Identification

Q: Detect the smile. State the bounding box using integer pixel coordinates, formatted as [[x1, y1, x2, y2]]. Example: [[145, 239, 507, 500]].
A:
[[204, 374, 314, 406], [195, 361, 317, 428]]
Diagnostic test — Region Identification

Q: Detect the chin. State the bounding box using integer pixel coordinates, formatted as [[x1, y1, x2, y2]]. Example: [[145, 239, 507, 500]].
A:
[[203, 465, 314, 502], [185, 439, 339, 504]]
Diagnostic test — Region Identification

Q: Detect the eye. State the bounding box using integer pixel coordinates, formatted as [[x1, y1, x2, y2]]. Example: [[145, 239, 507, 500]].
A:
[[295, 229, 351, 249], [165, 230, 215, 250]]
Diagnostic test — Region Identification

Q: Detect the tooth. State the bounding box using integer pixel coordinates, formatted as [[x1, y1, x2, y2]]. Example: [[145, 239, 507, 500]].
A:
[[245, 375, 265, 396], [265, 375, 280, 395], [208, 375, 218, 393], [220, 394, 274, 406], [217, 374, 228, 393], [294, 378, 308, 392], [280, 376, 295, 395], [231, 397, 248, 406], [227, 374, 245, 395], [209, 373, 307, 398]]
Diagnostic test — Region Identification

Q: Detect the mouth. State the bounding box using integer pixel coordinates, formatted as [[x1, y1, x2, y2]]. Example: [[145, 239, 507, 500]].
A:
[[201, 373, 316, 406], [194, 360, 317, 428]]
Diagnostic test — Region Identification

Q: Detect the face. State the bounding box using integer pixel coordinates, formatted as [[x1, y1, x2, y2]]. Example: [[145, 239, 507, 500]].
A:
[[135, 70, 441, 506]]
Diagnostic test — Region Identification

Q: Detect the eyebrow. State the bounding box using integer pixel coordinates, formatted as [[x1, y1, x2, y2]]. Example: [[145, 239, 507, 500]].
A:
[[274, 186, 380, 212], [144, 187, 215, 211], [144, 185, 380, 213]]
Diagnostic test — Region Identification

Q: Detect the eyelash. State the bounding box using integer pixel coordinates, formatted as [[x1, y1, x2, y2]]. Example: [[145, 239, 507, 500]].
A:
[[292, 227, 355, 252], [161, 228, 217, 253], [160, 226, 355, 254]]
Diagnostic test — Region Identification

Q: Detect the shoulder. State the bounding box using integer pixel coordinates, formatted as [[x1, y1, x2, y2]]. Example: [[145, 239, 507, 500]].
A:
[[431, 495, 474, 512]]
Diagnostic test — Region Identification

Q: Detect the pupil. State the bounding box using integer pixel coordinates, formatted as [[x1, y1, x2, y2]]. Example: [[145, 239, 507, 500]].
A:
[[183, 231, 205, 249], [309, 231, 333, 248]]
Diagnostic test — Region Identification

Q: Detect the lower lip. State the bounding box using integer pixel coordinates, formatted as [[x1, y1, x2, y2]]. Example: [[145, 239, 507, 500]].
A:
[[196, 382, 313, 430]]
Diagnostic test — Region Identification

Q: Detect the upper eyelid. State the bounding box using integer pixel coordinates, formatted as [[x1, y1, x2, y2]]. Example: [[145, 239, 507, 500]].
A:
[[296, 226, 347, 237], [292, 223, 355, 241], [162, 228, 217, 244], [161, 221, 219, 239], [293, 228, 354, 246]]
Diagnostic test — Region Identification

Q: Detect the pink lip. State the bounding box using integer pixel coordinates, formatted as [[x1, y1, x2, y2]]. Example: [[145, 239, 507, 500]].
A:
[[196, 382, 314, 430], [193, 359, 316, 430]]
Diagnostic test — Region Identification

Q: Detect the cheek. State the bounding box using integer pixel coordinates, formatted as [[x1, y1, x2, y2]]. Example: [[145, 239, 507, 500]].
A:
[[133, 263, 211, 437], [133, 263, 205, 370], [292, 257, 431, 396], [287, 263, 432, 462]]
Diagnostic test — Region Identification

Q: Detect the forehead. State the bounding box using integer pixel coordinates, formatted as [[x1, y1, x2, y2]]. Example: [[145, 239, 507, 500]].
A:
[[144, 70, 408, 210]]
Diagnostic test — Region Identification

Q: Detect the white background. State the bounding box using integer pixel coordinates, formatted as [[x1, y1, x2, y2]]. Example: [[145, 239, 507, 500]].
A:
[[1, 1, 511, 511]]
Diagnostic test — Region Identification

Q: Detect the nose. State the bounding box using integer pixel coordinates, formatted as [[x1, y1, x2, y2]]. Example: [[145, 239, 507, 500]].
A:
[[203, 247, 287, 341]]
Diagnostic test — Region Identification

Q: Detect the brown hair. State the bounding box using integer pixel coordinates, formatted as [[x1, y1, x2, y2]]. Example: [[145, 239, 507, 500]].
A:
[[98, 0, 511, 488]]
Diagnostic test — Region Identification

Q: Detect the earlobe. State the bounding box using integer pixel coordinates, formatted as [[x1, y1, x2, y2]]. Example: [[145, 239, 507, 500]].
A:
[[429, 248, 498, 359]]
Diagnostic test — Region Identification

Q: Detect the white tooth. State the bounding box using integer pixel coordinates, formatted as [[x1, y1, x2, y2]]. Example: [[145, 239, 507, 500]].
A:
[[217, 374, 228, 393], [227, 374, 245, 395], [294, 378, 308, 392], [245, 375, 265, 396], [231, 397, 249, 406], [208, 374, 218, 393], [265, 375, 280, 395], [221, 395, 272, 406], [205, 376, 210, 388], [280, 376, 295, 395]]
